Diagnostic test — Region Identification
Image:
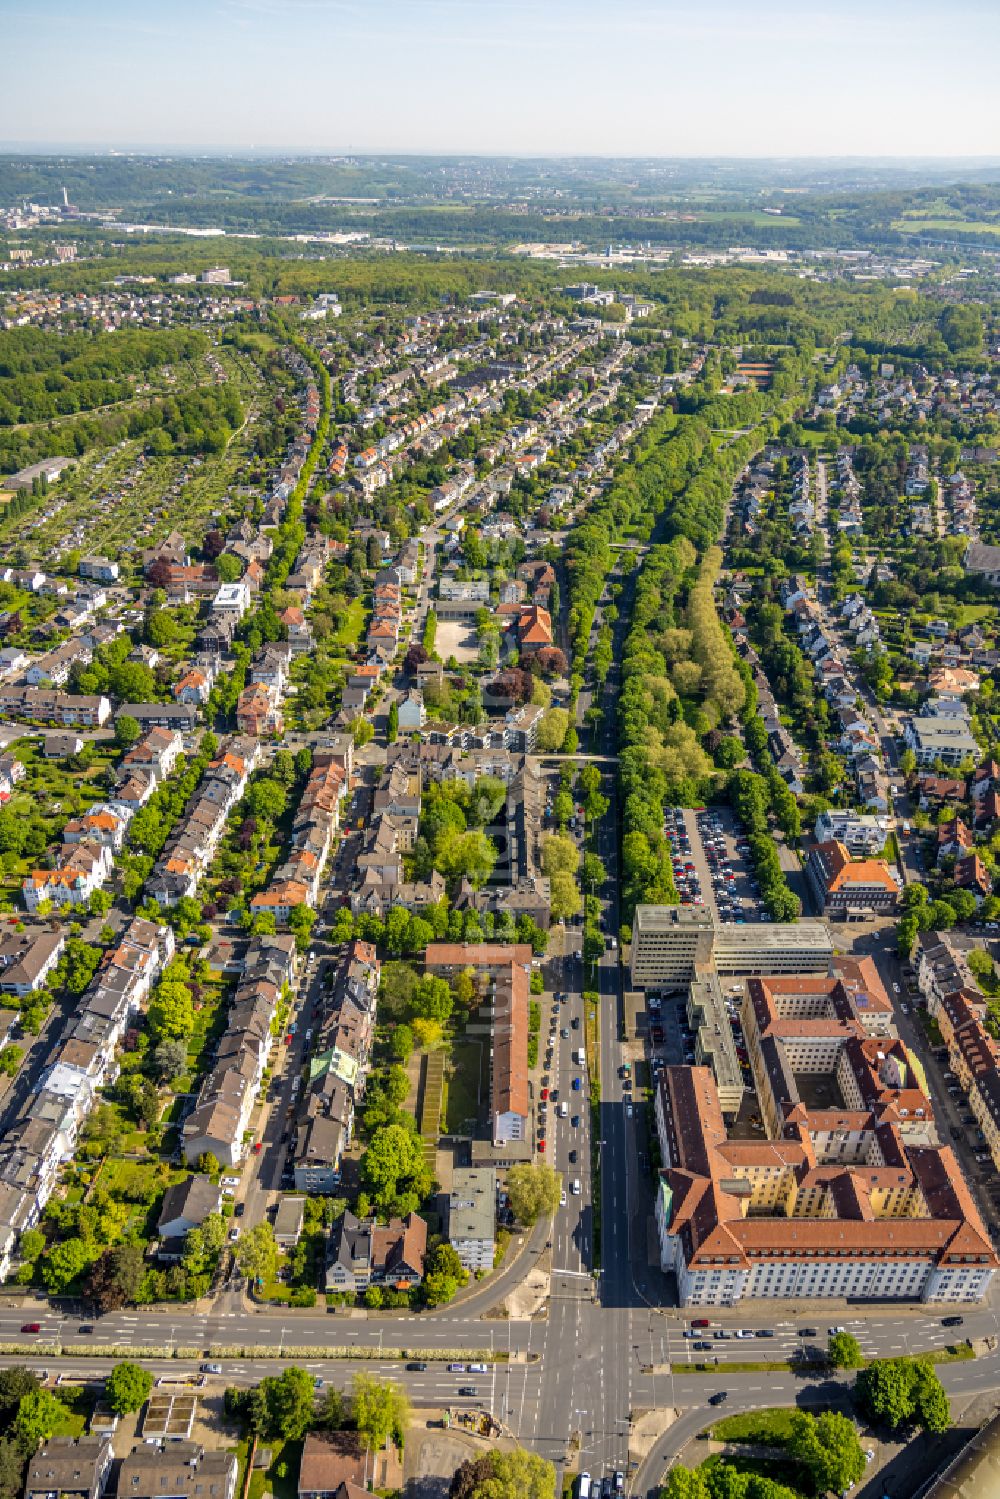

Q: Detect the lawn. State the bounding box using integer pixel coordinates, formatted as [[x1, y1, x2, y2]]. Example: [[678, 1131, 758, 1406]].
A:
[[444, 1038, 484, 1134], [711, 1407, 801, 1443], [952, 603, 996, 627], [242, 1437, 301, 1499], [335, 596, 366, 648], [893, 217, 1000, 236], [46, 1383, 95, 1438]]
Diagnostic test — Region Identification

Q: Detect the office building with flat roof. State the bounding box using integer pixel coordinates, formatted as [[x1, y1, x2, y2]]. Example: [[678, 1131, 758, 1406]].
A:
[[630, 905, 833, 990]]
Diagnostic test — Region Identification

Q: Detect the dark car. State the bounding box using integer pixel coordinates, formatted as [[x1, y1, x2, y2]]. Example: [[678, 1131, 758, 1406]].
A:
[[458, 1386, 478, 1397], [708, 1391, 728, 1406], [78, 1324, 95, 1334], [798, 1328, 818, 1338], [235, 1202, 246, 1217], [942, 1315, 965, 1328], [407, 1361, 428, 1371], [568, 1149, 577, 1164]]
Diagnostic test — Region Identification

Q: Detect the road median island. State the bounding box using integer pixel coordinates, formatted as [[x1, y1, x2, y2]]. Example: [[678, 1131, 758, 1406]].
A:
[[0, 1340, 524, 1362], [673, 1341, 976, 1376]]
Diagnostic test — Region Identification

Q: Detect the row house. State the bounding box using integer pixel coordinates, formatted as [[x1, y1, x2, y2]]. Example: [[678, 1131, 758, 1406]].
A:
[[0, 926, 64, 997], [254, 751, 348, 918], [23, 637, 93, 687], [147, 736, 257, 906], [23, 838, 114, 912], [939, 992, 1000, 1177], [293, 939, 381, 1192], [116, 726, 183, 809], [0, 915, 171, 1277], [0, 686, 111, 727], [182, 933, 293, 1167]]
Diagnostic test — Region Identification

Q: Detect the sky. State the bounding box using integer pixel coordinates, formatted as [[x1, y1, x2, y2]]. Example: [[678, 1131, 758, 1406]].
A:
[[4, 0, 1000, 158]]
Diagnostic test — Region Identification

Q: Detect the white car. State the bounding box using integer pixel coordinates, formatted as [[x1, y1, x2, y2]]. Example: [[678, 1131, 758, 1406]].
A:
[[560, 1189, 567, 1207]]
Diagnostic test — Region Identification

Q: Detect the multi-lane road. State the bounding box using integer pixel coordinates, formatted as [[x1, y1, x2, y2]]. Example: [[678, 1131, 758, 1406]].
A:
[[11, 511, 1000, 1494]]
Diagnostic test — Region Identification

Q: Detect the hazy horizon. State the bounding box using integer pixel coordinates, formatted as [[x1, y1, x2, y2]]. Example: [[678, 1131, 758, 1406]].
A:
[[7, 0, 1000, 159]]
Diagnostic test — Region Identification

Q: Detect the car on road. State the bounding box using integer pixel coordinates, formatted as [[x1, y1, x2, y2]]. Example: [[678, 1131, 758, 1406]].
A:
[[708, 1391, 728, 1406], [799, 1328, 818, 1338], [560, 1190, 567, 1207], [736, 1329, 755, 1339], [448, 1363, 466, 1372], [571, 1178, 581, 1195], [828, 1325, 846, 1336], [458, 1386, 478, 1397], [407, 1362, 428, 1371], [942, 1315, 965, 1327], [78, 1325, 94, 1334], [201, 1363, 223, 1374], [756, 1329, 774, 1338], [568, 1149, 577, 1164], [469, 1362, 488, 1373], [614, 1475, 623, 1495], [694, 1341, 713, 1351], [20, 1323, 40, 1334], [571, 1114, 580, 1128], [572, 1077, 582, 1090]]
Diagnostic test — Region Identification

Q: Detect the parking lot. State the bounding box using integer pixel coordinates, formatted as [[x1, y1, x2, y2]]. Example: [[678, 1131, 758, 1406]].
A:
[[665, 804, 770, 925]]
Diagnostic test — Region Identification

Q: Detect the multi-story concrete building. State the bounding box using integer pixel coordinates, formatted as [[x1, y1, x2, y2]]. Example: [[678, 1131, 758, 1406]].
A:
[[814, 810, 890, 855], [446, 1166, 496, 1274], [684, 975, 744, 1117], [630, 906, 833, 990]]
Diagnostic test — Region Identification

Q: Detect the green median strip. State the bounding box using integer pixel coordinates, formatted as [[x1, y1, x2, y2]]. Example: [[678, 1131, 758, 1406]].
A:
[[675, 1343, 975, 1376], [0, 1341, 515, 1363]]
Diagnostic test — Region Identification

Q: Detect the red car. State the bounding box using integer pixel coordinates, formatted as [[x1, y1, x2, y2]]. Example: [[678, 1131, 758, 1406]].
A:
[[21, 1322, 40, 1334], [540, 1087, 549, 1101], [537, 1138, 546, 1153]]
